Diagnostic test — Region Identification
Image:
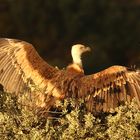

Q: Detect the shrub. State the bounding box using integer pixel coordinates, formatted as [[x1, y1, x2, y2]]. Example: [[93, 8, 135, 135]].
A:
[[0, 91, 140, 140]]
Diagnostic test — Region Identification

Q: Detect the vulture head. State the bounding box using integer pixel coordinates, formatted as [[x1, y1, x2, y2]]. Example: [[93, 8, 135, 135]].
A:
[[71, 44, 91, 68]]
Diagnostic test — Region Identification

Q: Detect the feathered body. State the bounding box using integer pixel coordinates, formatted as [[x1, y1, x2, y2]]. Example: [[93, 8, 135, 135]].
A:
[[0, 38, 140, 115]]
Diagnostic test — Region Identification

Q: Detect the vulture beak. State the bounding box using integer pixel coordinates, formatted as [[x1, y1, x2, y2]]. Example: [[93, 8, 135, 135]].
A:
[[84, 46, 91, 52]]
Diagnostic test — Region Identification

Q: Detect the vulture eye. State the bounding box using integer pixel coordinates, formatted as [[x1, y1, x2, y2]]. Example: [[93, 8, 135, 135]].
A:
[[80, 46, 84, 49]]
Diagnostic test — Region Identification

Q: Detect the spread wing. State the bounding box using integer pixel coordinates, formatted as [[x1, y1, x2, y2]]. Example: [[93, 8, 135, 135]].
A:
[[0, 38, 59, 94], [80, 66, 140, 113]]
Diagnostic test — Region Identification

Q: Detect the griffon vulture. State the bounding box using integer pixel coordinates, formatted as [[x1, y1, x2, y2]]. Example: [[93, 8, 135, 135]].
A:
[[0, 38, 140, 114]]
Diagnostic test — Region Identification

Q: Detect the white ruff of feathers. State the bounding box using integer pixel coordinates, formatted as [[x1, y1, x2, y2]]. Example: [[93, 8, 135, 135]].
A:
[[71, 45, 83, 68]]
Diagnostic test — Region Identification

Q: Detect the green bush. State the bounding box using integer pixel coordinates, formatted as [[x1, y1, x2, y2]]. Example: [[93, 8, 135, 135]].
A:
[[0, 91, 140, 140]]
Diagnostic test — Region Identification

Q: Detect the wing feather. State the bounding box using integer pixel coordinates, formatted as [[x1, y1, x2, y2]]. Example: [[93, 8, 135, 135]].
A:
[[2, 61, 13, 86], [103, 90, 108, 111], [7, 69, 19, 92], [0, 38, 58, 94], [0, 54, 10, 71], [0, 58, 12, 81], [80, 66, 140, 112]]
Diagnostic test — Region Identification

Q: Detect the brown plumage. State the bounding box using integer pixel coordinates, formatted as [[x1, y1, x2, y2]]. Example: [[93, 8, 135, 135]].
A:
[[0, 38, 140, 114]]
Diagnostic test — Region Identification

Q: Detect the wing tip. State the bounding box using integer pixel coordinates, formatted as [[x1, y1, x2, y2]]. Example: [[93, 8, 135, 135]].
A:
[[0, 38, 27, 44]]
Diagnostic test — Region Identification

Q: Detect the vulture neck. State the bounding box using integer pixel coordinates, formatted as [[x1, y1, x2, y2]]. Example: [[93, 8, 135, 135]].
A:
[[72, 54, 83, 68], [68, 53, 84, 73]]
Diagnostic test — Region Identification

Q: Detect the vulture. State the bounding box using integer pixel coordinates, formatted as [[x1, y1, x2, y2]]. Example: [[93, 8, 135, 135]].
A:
[[0, 38, 140, 115]]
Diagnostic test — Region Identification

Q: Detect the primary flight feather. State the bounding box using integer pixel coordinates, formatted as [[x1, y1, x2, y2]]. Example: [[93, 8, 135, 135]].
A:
[[0, 38, 140, 114]]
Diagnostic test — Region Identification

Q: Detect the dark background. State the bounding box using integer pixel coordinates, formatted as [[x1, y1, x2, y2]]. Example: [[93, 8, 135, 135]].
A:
[[0, 0, 140, 74]]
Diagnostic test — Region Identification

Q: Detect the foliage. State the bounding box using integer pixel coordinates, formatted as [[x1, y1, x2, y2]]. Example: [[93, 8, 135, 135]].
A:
[[0, 91, 140, 140], [107, 100, 140, 140]]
